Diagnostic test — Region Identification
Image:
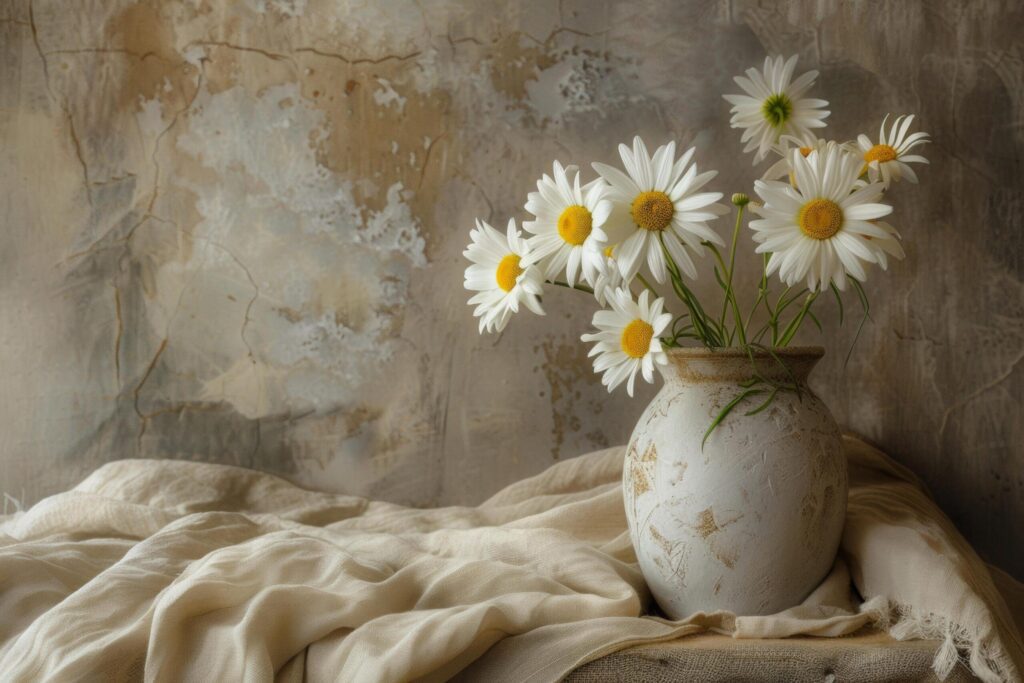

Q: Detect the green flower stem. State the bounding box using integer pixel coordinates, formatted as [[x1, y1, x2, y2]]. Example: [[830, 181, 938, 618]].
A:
[[745, 252, 770, 330], [722, 204, 746, 337], [680, 279, 722, 346], [669, 314, 696, 345], [766, 284, 790, 345], [749, 322, 772, 345], [845, 279, 871, 366], [707, 243, 748, 347], [635, 273, 659, 296], [672, 267, 720, 341], [777, 291, 819, 347], [670, 276, 710, 344], [658, 234, 721, 347], [549, 280, 594, 295]]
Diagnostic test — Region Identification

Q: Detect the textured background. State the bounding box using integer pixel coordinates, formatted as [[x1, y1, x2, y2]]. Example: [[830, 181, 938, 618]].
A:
[[1, 0, 1021, 578]]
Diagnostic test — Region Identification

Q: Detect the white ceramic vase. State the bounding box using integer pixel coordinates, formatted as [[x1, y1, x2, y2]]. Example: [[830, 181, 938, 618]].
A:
[[623, 346, 846, 618]]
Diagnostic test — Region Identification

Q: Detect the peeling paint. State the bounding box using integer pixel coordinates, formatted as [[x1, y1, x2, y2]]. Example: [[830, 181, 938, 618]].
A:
[[0, 0, 1021, 580], [373, 78, 406, 112]]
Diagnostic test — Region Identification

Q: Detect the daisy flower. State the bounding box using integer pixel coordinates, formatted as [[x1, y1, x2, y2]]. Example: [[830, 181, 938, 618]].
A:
[[592, 136, 727, 284], [523, 161, 612, 287], [857, 114, 930, 188], [592, 247, 625, 306], [724, 55, 830, 163], [581, 288, 672, 397], [761, 134, 840, 181], [463, 217, 545, 333], [749, 144, 900, 291]]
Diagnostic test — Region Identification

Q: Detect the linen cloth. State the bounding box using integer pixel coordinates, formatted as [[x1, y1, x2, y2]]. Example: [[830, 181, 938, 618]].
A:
[[0, 434, 1021, 682]]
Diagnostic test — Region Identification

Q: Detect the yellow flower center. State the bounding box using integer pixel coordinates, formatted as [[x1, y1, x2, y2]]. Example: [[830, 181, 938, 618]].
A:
[[630, 191, 674, 232], [604, 245, 615, 258], [798, 198, 843, 240], [864, 144, 897, 164], [495, 253, 523, 292], [799, 146, 813, 157], [557, 205, 593, 246], [621, 319, 654, 358]]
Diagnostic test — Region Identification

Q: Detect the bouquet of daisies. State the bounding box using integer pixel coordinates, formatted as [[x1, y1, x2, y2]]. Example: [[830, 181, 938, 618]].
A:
[[463, 55, 928, 422]]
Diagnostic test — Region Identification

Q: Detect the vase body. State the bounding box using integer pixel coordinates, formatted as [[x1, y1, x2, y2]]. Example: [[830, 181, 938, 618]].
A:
[[623, 346, 846, 618]]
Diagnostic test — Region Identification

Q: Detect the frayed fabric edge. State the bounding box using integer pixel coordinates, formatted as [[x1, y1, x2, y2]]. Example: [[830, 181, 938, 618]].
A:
[[874, 600, 1019, 683]]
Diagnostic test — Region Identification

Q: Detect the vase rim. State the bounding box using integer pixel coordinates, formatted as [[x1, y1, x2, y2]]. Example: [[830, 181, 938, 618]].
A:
[[664, 345, 824, 359]]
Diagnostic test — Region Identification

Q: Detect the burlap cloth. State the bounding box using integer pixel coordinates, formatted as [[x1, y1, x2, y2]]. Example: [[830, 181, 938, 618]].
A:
[[1, 434, 1021, 681]]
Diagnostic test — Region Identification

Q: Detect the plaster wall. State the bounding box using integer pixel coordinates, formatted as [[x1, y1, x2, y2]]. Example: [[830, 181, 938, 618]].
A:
[[1, 0, 1021, 577]]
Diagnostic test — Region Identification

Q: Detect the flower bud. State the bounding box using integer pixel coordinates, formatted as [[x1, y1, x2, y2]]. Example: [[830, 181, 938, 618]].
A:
[[731, 193, 750, 207]]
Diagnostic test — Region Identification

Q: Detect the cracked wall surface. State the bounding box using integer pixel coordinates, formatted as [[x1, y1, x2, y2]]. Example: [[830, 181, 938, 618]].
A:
[[0, 0, 1021, 578]]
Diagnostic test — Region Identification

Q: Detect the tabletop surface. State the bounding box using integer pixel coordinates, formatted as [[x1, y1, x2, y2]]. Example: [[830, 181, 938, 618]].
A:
[[565, 629, 979, 682]]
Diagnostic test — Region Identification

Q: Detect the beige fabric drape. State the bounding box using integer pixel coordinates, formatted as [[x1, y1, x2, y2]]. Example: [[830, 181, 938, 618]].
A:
[[1, 435, 1021, 682]]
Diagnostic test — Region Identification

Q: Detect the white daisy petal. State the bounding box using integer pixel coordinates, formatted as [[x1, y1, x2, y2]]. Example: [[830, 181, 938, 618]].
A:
[[615, 231, 648, 281], [663, 231, 698, 279], [595, 138, 726, 285], [618, 143, 641, 185], [582, 287, 670, 396], [592, 199, 613, 227], [647, 237, 668, 282], [857, 114, 930, 188], [463, 218, 546, 333], [632, 136, 653, 189], [898, 162, 919, 184], [833, 238, 868, 281], [749, 143, 903, 291], [652, 140, 676, 191], [523, 161, 611, 287], [844, 202, 893, 221], [725, 55, 829, 163], [592, 162, 641, 197]]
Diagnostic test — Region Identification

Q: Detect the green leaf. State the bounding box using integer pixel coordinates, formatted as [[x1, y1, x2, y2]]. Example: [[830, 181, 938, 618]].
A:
[[775, 287, 807, 319], [806, 309, 823, 333], [845, 279, 871, 367], [741, 344, 774, 387], [777, 291, 818, 347], [658, 237, 721, 349], [702, 388, 766, 449], [749, 342, 802, 399], [745, 387, 780, 415], [670, 313, 693, 339], [749, 323, 771, 345], [829, 281, 844, 326]]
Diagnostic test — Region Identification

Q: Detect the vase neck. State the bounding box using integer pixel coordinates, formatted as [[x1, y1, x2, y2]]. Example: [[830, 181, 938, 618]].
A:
[[658, 347, 823, 387]]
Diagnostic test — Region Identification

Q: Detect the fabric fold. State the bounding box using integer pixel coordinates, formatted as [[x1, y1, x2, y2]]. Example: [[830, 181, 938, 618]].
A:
[[0, 435, 1020, 682]]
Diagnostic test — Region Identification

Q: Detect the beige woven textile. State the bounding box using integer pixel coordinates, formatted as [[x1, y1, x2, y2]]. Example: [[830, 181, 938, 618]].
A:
[[1, 435, 1021, 682]]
